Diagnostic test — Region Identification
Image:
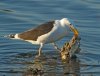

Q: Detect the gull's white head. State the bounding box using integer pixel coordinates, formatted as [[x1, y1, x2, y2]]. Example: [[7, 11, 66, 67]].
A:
[[60, 18, 72, 27], [60, 18, 79, 36]]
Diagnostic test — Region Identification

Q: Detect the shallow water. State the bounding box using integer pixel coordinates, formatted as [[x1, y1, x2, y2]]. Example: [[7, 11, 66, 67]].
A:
[[0, 0, 100, 76]]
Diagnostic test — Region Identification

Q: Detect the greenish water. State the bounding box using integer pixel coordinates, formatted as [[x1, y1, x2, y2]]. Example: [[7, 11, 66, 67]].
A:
[[0, 0, 100, 76]]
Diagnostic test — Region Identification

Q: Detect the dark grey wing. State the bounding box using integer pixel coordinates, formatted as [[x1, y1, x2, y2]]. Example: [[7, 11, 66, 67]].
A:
[[18, 21, 55, 41]]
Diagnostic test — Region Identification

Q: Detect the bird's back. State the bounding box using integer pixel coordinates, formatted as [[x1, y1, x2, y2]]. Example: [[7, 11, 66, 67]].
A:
[[18, 21, 55, 41]]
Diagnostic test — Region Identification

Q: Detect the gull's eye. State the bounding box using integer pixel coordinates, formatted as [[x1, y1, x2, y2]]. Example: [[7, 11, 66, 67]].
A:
[[70, 24, 72, 25]]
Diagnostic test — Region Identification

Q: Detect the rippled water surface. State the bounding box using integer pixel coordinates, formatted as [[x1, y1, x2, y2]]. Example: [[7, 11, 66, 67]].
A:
[[0, 0, 100, 76]]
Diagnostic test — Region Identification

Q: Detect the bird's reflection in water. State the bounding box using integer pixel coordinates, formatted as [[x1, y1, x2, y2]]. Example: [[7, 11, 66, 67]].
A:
[[23, 54, 80, 76], [23, 55, 47, 76], [62, 58, 80, 76]]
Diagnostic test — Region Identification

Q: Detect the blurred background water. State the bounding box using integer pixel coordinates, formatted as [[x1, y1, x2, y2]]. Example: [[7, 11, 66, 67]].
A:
[[0, 0, 100, 76]]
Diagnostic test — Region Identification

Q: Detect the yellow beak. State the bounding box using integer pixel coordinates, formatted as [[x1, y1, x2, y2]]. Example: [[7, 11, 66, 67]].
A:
[[70, 25, 79, 37]]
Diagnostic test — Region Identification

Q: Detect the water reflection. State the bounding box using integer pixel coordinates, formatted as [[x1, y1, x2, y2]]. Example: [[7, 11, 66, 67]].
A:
[[23, 54, 80, 76], [62, 58, 80, 76], [0, 9, 14, 13]]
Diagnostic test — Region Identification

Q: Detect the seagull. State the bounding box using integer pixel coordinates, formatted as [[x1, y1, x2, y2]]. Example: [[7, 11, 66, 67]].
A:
[[8, 18, 78, 56]]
